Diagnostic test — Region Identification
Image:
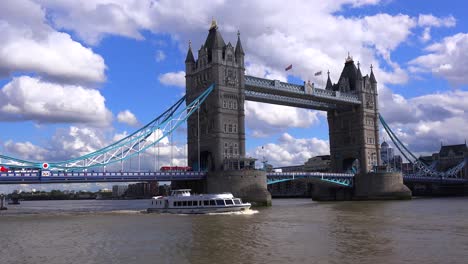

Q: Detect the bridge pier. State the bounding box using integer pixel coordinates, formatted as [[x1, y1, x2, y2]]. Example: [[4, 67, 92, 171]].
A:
[[353, 172, 411, 200], [171, 170, 271, 206], [206, 170, 271, 206]]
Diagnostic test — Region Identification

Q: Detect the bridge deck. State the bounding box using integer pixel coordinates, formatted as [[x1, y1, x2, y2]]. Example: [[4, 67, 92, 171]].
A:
[[244, 75, 361, 110], [0, 171, 206, 184], [1, 171, 466, 185]]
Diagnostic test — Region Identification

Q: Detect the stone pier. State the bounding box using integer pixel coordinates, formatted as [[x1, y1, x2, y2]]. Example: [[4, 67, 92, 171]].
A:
[[354, 171, 411, 200]]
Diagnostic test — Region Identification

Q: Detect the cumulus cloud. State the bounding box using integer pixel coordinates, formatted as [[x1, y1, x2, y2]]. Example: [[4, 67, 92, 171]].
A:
[[409, 33, 468, 85], [0, 76, 113, 126], [379, 86, 468, 154], [0, 0, 106, 83], [158, 71, 185, 88], [248, 133, 329, 167], [417, 14, 456, 28], [245, 101, 322, 137], [117, 110, 139, 126], [2, 126, 187, 170], [3, 140, 48, 161]]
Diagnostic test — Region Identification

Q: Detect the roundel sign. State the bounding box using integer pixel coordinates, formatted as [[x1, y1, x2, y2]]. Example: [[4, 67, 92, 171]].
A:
[[42, 163, 49, 170]]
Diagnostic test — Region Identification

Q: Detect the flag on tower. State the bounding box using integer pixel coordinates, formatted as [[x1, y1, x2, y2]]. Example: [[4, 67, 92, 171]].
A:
[[285, 64, 292, 71], [314, 71, 322, 76]]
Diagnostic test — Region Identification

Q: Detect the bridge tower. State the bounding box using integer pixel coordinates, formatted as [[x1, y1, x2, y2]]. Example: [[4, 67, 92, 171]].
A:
[[184, 20, 271, 205], [327, 56, 380, 174], [326, 56, 411, 200], [185, 19, 247, 171]]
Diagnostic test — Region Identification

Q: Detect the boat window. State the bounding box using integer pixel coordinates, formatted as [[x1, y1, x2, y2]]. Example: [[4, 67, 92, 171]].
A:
[[203, 200, 209, 206], [225, 199, 234, 205], [188, 201, 192, 206], [234, 199, 241, 205], [173, 202, 177, 207], [182, 201, 187, 206], [194, 201, 198, 206], [177, 201, 182, 207], [209, 200, 216, 206], [216, 200, 225, 206]]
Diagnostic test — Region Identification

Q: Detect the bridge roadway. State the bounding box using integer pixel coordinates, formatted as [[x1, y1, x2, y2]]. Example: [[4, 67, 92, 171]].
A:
[[0, 171, 206, 184], [0, 171, 466, 185]]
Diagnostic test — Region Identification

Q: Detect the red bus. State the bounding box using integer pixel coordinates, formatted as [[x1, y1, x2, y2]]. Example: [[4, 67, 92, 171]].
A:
[[0, 166, 9, 173], [160, 166, 192, 172]]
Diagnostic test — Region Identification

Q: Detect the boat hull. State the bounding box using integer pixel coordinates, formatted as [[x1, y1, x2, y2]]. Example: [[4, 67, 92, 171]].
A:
[[147, 204, 251, 214]]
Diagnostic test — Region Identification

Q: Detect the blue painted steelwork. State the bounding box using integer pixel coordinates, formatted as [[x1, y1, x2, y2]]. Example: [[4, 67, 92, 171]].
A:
[[0, 84, 214, 170], [380, 114, 465, 179], [0, 171, 206, 184], [266, 172, 354, 187]]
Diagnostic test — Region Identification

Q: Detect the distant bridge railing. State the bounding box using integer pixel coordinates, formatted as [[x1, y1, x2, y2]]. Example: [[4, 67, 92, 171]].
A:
[[403, 175, 468, 184], [266, 172, 354, 187], [0, 171, 207, 184]]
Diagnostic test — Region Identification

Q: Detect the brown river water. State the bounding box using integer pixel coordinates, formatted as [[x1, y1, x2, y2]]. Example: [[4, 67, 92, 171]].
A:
[[1, 198, 468, 264]]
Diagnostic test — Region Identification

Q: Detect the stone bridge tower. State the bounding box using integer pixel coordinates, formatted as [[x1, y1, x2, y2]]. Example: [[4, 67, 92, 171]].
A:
[[185, 19, 247, 172], [327, 56, 381, 174], [184, 20, 271, 206]]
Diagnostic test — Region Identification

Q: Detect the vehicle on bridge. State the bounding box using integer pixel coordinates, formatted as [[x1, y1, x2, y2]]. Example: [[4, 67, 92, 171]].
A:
[[160, 166, 192, 172], [147, 189, 251, 214], [0, 166, 8, 173]]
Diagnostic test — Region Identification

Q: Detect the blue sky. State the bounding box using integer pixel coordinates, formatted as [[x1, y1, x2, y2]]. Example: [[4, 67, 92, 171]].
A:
[[0, 0, 467, 191]]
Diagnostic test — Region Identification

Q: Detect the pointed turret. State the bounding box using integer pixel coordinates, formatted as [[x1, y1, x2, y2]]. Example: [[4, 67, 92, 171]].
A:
[[185, 40, 195, 63], [326, 70, 333, 90], [235, 31, 244, 57], [357, 61, 362, 80], [370, 64, 377, 83], [338, 53, 358, 91], [204, 18, 226, 50]]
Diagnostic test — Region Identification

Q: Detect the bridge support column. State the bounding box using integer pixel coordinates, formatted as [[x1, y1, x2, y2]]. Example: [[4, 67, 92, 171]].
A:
[[206, 170, 271, 206], [354, 172, 411, 200]]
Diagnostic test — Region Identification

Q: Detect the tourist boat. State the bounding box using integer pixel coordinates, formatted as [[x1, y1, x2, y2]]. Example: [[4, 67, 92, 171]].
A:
[[147, 189, 251, 214]]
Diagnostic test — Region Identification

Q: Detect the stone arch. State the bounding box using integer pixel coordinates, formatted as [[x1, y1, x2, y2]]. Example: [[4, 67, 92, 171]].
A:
[[199, 151, 214, 171], [342, 157, 360, 174]]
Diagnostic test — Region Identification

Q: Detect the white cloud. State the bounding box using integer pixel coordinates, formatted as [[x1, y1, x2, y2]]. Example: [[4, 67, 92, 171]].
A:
[[158, 71, 185, 88], [248, 133, 329, 167], [155, 50, 166, 62], [245, 101, 322, 137], [2, 126, 187, 170], [420, 27, 431, 42], [409, 33, 468, 85], [379, 86, 468, 154], [0, 76, 112, 126], [3, 140, 48, 161], [418, 14, 456, 28], [117, 110, 139, 126], [0, 0, 106, 83]]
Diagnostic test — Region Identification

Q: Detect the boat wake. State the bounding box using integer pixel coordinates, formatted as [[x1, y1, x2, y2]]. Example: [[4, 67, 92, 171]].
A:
[[206, 209, 259, 215]]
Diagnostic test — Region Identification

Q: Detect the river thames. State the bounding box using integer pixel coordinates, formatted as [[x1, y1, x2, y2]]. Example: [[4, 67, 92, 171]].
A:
[[1, 198, 468, 264]]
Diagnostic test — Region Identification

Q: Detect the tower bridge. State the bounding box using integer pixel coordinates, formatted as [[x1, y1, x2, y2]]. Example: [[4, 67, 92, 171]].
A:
[[1, 20, 466, 203]]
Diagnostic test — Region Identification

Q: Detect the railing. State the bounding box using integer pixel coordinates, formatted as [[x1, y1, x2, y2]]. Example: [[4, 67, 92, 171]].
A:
[[245, 90, 337, 110], [0, 171, 207, 184], [245, 75, 361, 104]]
